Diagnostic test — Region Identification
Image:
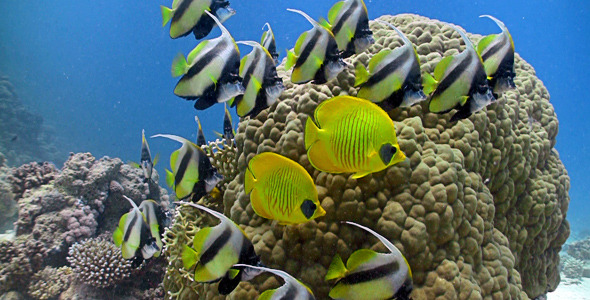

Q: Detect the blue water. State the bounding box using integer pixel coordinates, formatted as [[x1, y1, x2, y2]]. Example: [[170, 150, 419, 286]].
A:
[[1, 1, 588, 231]]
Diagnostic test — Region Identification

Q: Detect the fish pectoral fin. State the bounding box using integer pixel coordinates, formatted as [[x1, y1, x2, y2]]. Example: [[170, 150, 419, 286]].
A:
[[325, 254, 347, 281], [422, 73, 438, 95], [351, 171, 372, 179], [460, 95, 469, 106]]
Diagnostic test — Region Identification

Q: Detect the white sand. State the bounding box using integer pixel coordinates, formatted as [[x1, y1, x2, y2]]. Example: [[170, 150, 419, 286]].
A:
[[547, 278, 590, 300]]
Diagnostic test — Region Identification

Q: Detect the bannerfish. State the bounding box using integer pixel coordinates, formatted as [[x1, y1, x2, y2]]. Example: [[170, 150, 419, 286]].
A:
[[322, 0, 374, 58], [213, 104, 236, 146], [195, 115, 207, 146], [355, 20, 427, 111], [233, 264, 316, 300], [261, 23, 280, 65], [230, 41, 284, 118], [244, 152, 325, 225], [325, 221, 413, 300], [152, 134, 223, 202], [113, 196, 161, 260], [138, 200, 166, 258], [129, 130, 159, 183], [171, 10, 244, 111], [424, 24, 495, 122], [285, 8, 346, 84], [161, 0, 236, 40], [477, 15, 516, 96], [304, 96, 406, 179], [180, 202, 263, 295]]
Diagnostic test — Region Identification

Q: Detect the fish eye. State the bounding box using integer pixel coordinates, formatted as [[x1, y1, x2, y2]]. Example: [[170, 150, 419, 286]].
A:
[[379, 143, 396, 165], [300, 200, 316, 219]]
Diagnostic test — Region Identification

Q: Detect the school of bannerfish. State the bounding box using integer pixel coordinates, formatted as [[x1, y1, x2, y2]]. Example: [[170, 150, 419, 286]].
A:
[[114, 0, 517, 299]]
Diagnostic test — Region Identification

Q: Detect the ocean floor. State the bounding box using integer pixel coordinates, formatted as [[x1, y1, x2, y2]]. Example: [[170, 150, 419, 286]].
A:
[[548, 278, 590, 300]]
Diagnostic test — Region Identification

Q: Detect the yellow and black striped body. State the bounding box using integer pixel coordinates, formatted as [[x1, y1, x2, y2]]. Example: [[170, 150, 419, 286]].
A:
[[173, 11, 243, 111], [140, 129, 154, 182], [477, 15, 516, 96], [139, 200, 165, 258], [163, 0, 235, 39], [245, 152, 324, 225], [286, 9, 345, 84], [113, 197, 161, 261], [234, 264, 316, 300], [304, 96, 405, 179], [195, 116, 207, 146], [327, 0, 373, 58], [232, 41, 283, 118]]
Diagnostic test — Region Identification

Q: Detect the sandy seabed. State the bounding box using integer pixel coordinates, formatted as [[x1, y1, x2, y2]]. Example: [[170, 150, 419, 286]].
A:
[[548, 278, 590, 300]]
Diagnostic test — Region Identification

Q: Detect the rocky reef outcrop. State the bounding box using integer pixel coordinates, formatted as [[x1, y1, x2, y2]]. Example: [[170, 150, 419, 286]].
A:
[[163, 14, 570, 299]]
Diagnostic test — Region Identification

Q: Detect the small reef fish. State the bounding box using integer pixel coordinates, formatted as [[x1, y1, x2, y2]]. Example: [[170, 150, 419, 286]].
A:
[[160, 0, 236, 40], [171, 10, 244, 111], [322, 0, 374, 58], [325, 221, 413, 300], [152, 134, 223, 202], [244, 152, 325, 225], [129, 130, 159, 183], [355, 20, 427, 111], [231, 41, 284, 118], [261, 23, 280, 65], [477, 15, 516, 96], [304, 96, 406, 179], [214, 104, 237, 146], [233, 264, 316, 300], [113, 196, 161, 260], [424, 24, 495, 122], [285, 8, 346, 84], [138, 199, 166, 257], [195, 115, 207, 146], [180, 202, 263, 295]]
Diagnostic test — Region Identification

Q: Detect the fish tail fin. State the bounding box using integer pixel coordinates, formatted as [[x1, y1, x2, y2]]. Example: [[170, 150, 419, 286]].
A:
[[285, 50, 298, 71], [171, 53, 188, 77], [304, 116, 320, 150], [325, 254, 347, 281], [354, 63, 369, 87], [181, 245, 199, 269], [165, 169, 175, 189], [160, 6, 173, 27], [422, 73, 437, 95]]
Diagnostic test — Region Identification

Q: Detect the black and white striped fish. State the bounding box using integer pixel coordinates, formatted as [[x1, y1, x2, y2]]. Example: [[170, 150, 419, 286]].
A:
[[425, 24, 495, 122], [355, 20, 427, 110], [171, 10, 244, 111], [322, 0, 374, 58], [113, 196, 161, 260], [180, 202, 263, 295], [230, 41, 284, 118], [195, 115, 207, 146], [477, 15, 516, 96], [325, 221, 413, 300], [138, 200, 167, 258], [161, 0, 236, 40], [285, 8, 346, 84], [233, 264, 316, 300], [261, 23, 280, 65], [152, 134, 223, 202]]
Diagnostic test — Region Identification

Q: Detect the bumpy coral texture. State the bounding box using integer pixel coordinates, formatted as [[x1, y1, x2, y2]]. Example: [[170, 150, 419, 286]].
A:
[[67, 237, 133, 288], [163, 14, 569, 299], [27, 266, 72, 300], [0, 154, 17, 231]]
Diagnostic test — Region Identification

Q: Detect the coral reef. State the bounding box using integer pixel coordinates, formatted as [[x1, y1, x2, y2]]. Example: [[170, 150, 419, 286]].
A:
[[0, 153, 17, 232], [0, 75, 60, 167], [67, 237, 133, 288], [0, 152, 170, 297], [163, 14, 569, 299], [566, 237, 590, 261], [27, 266, 72, 300]]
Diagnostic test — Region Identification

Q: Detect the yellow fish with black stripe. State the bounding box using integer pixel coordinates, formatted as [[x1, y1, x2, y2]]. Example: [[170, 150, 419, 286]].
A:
[[355, 20, 428, 111], [477, 15, 516, 96], [160, 0, 236, 40], [113, 196, 161, 260], [152, 134, 223, 202], [424, 24, 495, 122], [245, 152, 325, 225], [233, 264, 316, 300], [325, 221, 413, 300], [321, 0, 374, 58], [285, 8, 346, 84], [304, 96, 406, 179], [181, 202, 263, 295]]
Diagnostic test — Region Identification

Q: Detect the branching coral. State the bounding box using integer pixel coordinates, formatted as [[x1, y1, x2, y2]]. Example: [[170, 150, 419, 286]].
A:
[[67, 237, 133, 288], [163, 14, 569, 299]]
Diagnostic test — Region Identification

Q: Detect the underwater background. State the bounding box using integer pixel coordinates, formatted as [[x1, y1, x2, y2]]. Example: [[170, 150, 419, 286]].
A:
[[0, 0, 589, 299]]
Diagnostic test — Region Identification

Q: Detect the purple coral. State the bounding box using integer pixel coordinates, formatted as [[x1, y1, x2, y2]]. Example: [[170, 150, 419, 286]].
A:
[[9, 162, 57, 199]]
